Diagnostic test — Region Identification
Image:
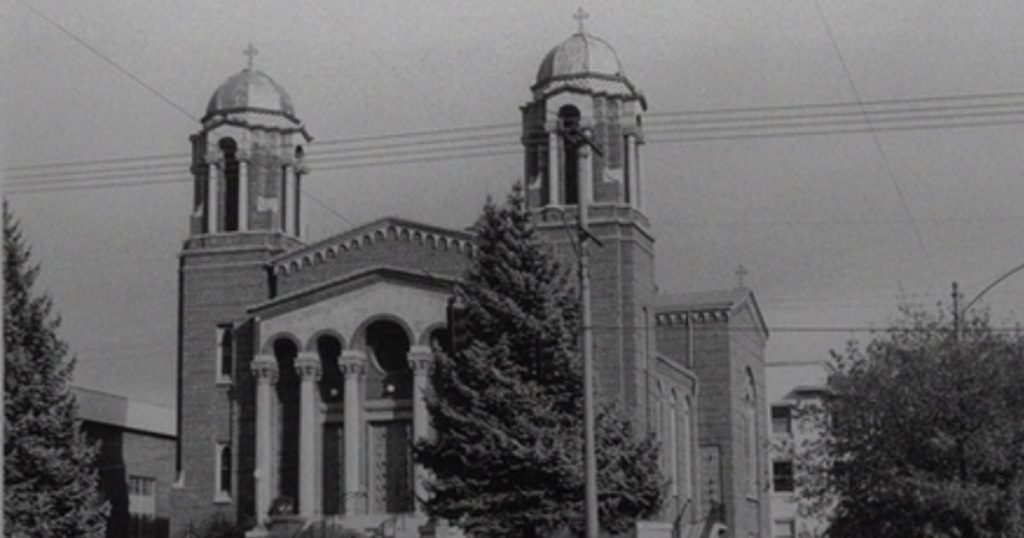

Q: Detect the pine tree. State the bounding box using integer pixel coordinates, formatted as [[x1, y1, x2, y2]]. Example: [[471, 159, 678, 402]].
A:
[[4, 201, 109, 537], [414, 185, 661, 537]]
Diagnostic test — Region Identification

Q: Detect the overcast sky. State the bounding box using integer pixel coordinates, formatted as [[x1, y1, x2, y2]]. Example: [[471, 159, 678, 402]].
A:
[[4, 1, 1024, 407]]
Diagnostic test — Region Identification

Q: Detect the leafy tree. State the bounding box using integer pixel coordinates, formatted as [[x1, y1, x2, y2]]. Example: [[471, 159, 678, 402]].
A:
[[797, 306, 1024, 538], [414, 185, 661, 537], [4, 201, 109, 537]]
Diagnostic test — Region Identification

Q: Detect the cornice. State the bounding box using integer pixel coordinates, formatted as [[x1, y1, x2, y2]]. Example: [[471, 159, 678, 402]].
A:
[[271, 217, 475, 277]]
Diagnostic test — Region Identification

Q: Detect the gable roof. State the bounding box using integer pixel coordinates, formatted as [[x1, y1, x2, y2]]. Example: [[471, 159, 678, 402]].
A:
[[249, 264, 459, 318], [655, 287, 769, 339], [271, 216, 475, 277]]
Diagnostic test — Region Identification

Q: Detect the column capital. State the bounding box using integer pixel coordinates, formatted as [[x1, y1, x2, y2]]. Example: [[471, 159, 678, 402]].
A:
[[339, 350, 366, 377], [408, 345, 434, 375], [251, 355, 279, 383], [295, 352, 322, 381], [205, 153, 224, 166], [236, 148, 252, 162]]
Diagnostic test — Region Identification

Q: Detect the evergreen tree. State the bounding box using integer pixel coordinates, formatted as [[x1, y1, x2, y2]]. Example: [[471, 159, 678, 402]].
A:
[[414, 185, 661, 537], [4, 201, 109, 537]]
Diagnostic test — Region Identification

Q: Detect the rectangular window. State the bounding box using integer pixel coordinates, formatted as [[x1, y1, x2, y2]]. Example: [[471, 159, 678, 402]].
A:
[[772, 405, 792, 435], [215, 443, 232, 503], [127, 475, 156, 538], [772, 460, 795, 493], [216, 324, 233, 383], [772, 519, 795, 538]]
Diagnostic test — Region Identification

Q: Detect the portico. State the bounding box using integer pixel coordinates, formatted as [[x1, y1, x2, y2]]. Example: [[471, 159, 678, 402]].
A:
[[246, 268, 454, 527]]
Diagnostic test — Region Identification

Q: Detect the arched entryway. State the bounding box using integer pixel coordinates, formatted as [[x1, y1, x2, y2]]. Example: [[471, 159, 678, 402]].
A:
[[362, 318, 414, 514]]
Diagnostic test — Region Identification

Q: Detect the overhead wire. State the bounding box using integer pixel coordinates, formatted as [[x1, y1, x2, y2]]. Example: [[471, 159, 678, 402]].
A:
[[811, 0, 929, 259], [9, 90, 1024, 177], [14, 0, 198, 123]]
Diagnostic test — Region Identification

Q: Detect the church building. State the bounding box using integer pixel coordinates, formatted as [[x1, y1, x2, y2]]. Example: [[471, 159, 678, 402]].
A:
[[171, 22, 770, 538]]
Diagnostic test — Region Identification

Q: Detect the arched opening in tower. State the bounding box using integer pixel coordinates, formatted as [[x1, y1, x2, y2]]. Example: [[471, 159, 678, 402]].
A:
[[558, 105, 581, 205], [219, 138, 240, 232]]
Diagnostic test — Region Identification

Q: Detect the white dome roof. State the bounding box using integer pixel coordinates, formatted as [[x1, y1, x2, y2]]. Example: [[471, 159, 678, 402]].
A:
[[205, 68, 296, 120], [536, 32, 625, 83], [534, 32, 640, 99]]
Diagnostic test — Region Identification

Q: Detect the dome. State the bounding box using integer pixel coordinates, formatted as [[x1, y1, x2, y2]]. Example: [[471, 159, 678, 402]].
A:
[[536, 32, 626, 85], [205, 68, 296, 120]]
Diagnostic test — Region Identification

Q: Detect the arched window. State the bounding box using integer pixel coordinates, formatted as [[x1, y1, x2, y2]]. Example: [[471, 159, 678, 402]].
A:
[[558, 105, 581, 205], [429, 327, 451, 355], [669, 390, 679, 498], [274, 337, 300, 502], [745, 369, 758, 496], [215, 443, 232, 501], [365, 320, 411, 399], [215, 324, 233, 383], [219, 138, 240, 232], [681, 396, 693, 502], [317, 335, 343, 403]]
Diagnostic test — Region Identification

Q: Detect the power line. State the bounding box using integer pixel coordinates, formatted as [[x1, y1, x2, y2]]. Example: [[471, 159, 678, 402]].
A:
[[8, 90, 1024, 175], [812, 0, 929, 259], [12, 108, 1024, 186], [647, 109, 1024, 144], [647, 90, 1024, 118], [14, 0, 198, 123], [9, 112, 1024, 193], [301, 188, 356, 227], [5, 148, 522, 195]]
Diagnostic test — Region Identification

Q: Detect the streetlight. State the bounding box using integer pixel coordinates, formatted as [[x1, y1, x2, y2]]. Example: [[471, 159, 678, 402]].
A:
[[954, 260, 1024, 339]]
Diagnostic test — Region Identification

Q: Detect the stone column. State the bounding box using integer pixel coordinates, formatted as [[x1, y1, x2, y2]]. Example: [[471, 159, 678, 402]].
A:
[[207, 159, 220, 234], [295, 352, 322, 517], [238, 154, 250, 232], [409, 345, 434, 516], [339, 350, 365, 515], [579, 127, 594, 205], [547, 129, 559, 206], [251, 355, 279, 526], [626, 133, 638, 208], [635, 135, 644, 211], [282, 164, 293, 235], [294, 160, 308, 238]]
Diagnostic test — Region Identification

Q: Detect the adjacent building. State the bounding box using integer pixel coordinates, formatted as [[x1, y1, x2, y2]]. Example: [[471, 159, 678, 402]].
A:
[[171, 22, 771, 538], [74, 386, 177, 538], [765, 361, 834, 538]]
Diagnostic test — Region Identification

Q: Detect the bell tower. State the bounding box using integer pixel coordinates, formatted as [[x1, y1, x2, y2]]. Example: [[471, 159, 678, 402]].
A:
[[522, 9, 647, 211], [189, 45, 312, 239], [173, 47, 311, 534], [523, 16, 656, 421]]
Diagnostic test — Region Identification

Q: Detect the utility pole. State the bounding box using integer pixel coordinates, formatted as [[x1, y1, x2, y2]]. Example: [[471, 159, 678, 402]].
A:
[[579, 149, 598, 538], [560, 124, 603, 538], [952, 281, 961, 344]]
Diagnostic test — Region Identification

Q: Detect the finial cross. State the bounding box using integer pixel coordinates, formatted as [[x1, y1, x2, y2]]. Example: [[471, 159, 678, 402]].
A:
[[735, 264, 749, 288], [243, 43, 258, 70], [573, 7, 589, 33]]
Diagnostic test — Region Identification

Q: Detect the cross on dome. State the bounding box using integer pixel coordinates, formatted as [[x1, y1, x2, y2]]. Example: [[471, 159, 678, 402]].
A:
[[735, 264, 749, 288], [243, 43, 258, 70], [573, 7, 589, 34]]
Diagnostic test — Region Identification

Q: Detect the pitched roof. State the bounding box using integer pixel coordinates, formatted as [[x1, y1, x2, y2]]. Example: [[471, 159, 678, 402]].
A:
[[270, 216, 474, 277], [656, 287, 769, 339]]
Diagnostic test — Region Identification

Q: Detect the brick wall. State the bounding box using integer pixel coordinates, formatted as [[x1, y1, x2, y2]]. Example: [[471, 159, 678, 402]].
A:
[[86, 423, 176, 538], [171, 234, 289, 536], [534, 215, 655, 413], [656, 296, 769, 538]]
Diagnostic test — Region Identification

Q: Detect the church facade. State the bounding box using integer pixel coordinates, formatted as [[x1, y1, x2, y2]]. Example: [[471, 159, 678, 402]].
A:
[[171, 26, 769, 538]]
